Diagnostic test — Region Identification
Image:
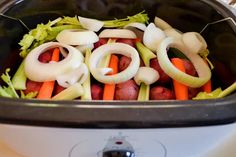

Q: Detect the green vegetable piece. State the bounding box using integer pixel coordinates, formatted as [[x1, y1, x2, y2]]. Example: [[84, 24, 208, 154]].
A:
[[52, 83, 84, 100], [99, 38, 116, 68], [138, 83, 150, 101], [12, 60, 27, 90], [81, 49, 92, 100], [136, 42, 156, 67], [0, 68, 19, 98], [56, 16, 81, 26], [20, 91, 38, 99], [193, 82, 236, 100]]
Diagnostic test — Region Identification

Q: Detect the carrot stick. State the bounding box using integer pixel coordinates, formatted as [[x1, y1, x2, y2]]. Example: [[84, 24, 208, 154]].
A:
[[103, 55, 119, 100], [171, 58, 189, 100], [37, 48, 60, 99], [202, 60, 212, 93]]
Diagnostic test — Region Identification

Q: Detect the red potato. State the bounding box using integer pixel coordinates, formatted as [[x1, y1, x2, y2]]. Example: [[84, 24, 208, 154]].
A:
[[119, 56, 131, 72], [91, 84, 104, 100], [183, 59, 197, 76], [150, 58, 171, 84], [38, 50, 52, 63], [188, 88, 201, 99], [115, 80, 139, 100], [23, 80, 42, 95], [94, 38, 108, 49], [116, 39, 135, 47], [150, 86, 175, 100], [53, 83, 66, 96]]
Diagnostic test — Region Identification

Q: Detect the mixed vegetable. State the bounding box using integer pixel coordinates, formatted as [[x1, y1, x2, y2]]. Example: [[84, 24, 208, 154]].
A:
[[0, 12, 236, 101]]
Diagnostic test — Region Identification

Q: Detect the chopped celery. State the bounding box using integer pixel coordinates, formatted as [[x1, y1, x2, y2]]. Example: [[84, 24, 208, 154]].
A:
[[136, 42, 156, 67], [138, 83, 150, 101], [52, 83, 84, 100], [193, 82, 236, 100], [20, 91, 38, 99], [12, 60, 27, 90], [0, 69, 19, 98], [81, 49, 92, 100]]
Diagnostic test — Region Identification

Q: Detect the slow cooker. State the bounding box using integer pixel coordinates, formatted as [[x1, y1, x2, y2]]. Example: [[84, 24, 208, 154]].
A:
[[0, 0, 235, 157]]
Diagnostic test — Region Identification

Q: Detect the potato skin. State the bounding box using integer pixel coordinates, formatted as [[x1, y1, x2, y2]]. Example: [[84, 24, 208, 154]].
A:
[[91, 84, 104, 100], [150, 58, 171, 84], [150, 86, 175, 100], [183, 59, 197, 76], [119, 56, 131, 72], [115, 80, 139, 100]]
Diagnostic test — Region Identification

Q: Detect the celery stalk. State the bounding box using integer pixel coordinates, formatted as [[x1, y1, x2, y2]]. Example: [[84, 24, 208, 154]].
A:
[[12, 60, 27, 90], [81, 49, 92, 100], [136, 42, 156, 67], [218, 82, 236, 98], [138, 83, 150, 101], [52, 83, 84, 100]]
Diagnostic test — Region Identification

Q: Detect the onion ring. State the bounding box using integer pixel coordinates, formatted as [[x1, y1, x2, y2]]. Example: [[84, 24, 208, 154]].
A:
[[89, 43, 140, 84], [156, 37, 211, 88], [99, 29, 137, 39], [24, 42, 84, 82]]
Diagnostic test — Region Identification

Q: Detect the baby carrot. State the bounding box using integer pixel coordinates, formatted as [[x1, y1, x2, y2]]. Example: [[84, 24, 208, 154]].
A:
[[37, 48, 60, 99], [103, 55, 119, 100], [171, 58, 189, 100]]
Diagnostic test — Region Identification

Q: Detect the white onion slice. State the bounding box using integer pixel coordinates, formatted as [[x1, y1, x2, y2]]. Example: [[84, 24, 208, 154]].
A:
[[24, 42, 84, 82], [143, 23, 166, 51], [134, 67, 160, 85], [182, 32, 207, 54], [156, 37, 211, 88], [164, 28, 182, 39], [78, 16, 104, 32], [99, 29, 137, 39], [89, 43, 140, 84], [124, 22, 147, 31], [154, 17, 172, 30], [56, 63, 89, 88], [75, 44, 94, 54], [56, 29, 99, 45]]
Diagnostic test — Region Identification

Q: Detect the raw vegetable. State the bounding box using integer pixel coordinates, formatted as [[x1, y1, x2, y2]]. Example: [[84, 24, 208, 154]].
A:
[[52, 83, 84, 100], [156, 37, 211, 88], [124, 22, 147, 31], [81, 49, 92, 100], [56, 29, 99, 45], [24, 42, 84, 82], [75, 44, 94, 54], [99, 29, 137, 39], [37, 48, 60, 99], [134, 67, 159, 85], [0, 69, 19, 98], [12, 60, 27, 90], [103, 55, 119, 100], [89, 43, 140, 84], [78, 16, 104, 32], [19, 12, 149, 57], [136, 42, 156, 67], [193, 82, 236, 99], [99, 38, 116, 68], [154, 17, 172, 30], [143, 23, 166, 51], [138, 83, 150, 101], [171, 58, 188, 100]]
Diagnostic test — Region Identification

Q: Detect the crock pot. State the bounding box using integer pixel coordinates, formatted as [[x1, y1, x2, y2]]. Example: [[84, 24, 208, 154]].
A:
[[0, 0, 235, 157]]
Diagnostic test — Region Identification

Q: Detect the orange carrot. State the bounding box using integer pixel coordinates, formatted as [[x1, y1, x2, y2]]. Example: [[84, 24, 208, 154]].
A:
[[37, 48, 60, 99], [103, 55, 119, 100], [171, 58, 189, 100], [202, 60, 212, 93]]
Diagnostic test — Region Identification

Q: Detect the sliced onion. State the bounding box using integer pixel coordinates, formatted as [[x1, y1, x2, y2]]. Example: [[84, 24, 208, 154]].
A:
[[154, 17, 172, 30], [182, 32, 207, 54], [124, 22, 147, 31], [75, 44, 94, 54], [134, 67, 160, 85], [164, 28, 182, 39], [56, 63, 89, 88], [156, 37, 211, 88], [143, 23, 166, 51], [56, 29, 99, 45], [24, 42, 84, 82], [89, 43, 140, 84], [78, 16, 104, 32], [99, 29, 137, 39]]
